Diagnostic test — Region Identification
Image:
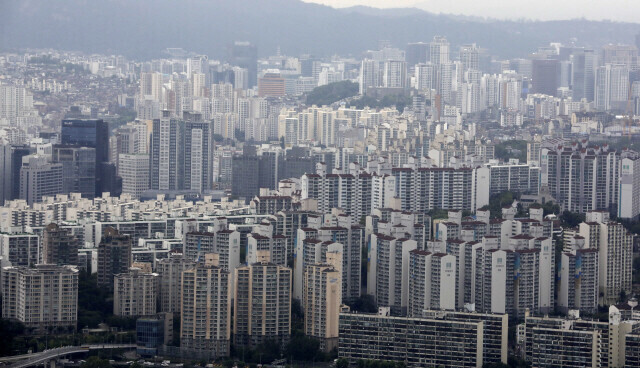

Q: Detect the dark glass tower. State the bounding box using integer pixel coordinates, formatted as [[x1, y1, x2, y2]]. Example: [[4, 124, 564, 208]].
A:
[[61, 118, 111, 196], [228, 41, 258, 88]]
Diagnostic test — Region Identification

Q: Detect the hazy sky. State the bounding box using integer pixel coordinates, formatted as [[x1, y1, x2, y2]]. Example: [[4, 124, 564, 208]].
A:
[[303, 0, 640, 22]]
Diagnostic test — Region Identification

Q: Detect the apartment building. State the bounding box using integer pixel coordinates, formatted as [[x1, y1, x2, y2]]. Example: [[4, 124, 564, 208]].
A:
[[180, 254, 231, 358], [1, 264, 78, 332], [157, 254, 196, 314], [234, 252, 291, 348], [113, 268, 159, 317], [303, 264, 341, 352]]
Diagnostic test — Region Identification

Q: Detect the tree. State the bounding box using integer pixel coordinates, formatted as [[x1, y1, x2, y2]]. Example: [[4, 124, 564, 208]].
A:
[[77, 271, 113, 329], [0, 318, 25, 356], [284, 334, 320, 361], [494, 140, 528, 163], [347, 295, 377, 313], [336, 358, 349, 368], [348, 94, 412, 112], [560, 211, 585, 228], [305, 81, 359, 106], [81, 356, 112, 368], [291, 299, 304, 333]]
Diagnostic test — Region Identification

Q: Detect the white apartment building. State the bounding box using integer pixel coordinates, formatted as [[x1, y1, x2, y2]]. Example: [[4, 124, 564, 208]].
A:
[[1, 264, 78, 331], [113, 268, 159, 317]]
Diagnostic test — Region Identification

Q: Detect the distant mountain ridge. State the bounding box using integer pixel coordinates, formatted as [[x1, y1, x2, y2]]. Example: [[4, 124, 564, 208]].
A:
[[0, 0, 638, 60]]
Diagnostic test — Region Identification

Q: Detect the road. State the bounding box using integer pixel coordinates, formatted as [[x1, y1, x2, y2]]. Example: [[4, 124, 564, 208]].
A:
[[1, 344, 136, 368]]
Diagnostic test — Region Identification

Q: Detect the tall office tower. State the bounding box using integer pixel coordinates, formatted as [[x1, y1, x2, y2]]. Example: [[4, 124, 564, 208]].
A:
[[247, 233, 287, 266], [429, 36, 450, 65], [11, 146, 32, 200], [284, 117, 299, 146], [60, 119, 110, 196], [139, 72, 164, 102], [118, 154, 150, 198], [97, 227, 132, 288], [459, 44, 479, 72], [436, 62, 454, 103], [98, 162, 122, 197], [405, 42, 429, 67], [408, 250, 456, 316], [232, 67, 249, 90], [150, 115, 185, 191], [601, 44, 638, 68], [570, 49, 596, 101], [303, 264, 341, 352], [619, 150, 640, 219], [494, 73, 523, 110], [157, 254, 196, 314], [368, 234, 417, 315], [1, 264, 78, 332], [191, 72, 206, 97], [183, 121, 213, 192], [359, 59, 383, 94], [52, 145, 96, 199], [169, 77, 189, 118], [137, 99, 162, 121], [180, 255, 231, 357], [43, 223, 79, 266], [234, 252, 291, 348], [531, 59, 559, 96], [544, 144, 619, 213], [19, 154, 63, 205], [112, 122, 148, 170], [231, 146, 260, 198], [382, 60, 407, 89], [509, 58, 533, 79], [415, 63, 436, 91], [183, 231, 240, 272], [579, 211, 633, 305], [113, 268, 159, 317], [0, 139, 11, 205], [459, 82, 480, 114], [0, 233, 40, 267], [187, 55, 208, 78], [595, 63, 630, 111], [228, 41, 257, 88], [299, 55, 320, 78]]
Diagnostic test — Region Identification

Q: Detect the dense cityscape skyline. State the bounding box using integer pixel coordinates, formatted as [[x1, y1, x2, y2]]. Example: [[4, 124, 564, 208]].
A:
[[3, 2, 640, 368]]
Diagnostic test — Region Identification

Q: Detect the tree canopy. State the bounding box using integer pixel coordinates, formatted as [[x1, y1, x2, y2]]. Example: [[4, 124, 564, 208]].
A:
[[305, 81, 359, 107], [348, 94, 412, 112], [495, 140, 528, 163]]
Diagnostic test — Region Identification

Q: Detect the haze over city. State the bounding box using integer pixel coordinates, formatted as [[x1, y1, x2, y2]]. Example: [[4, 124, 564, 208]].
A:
[[305, 0, 640, 22], [2, 1, 640, 368]]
